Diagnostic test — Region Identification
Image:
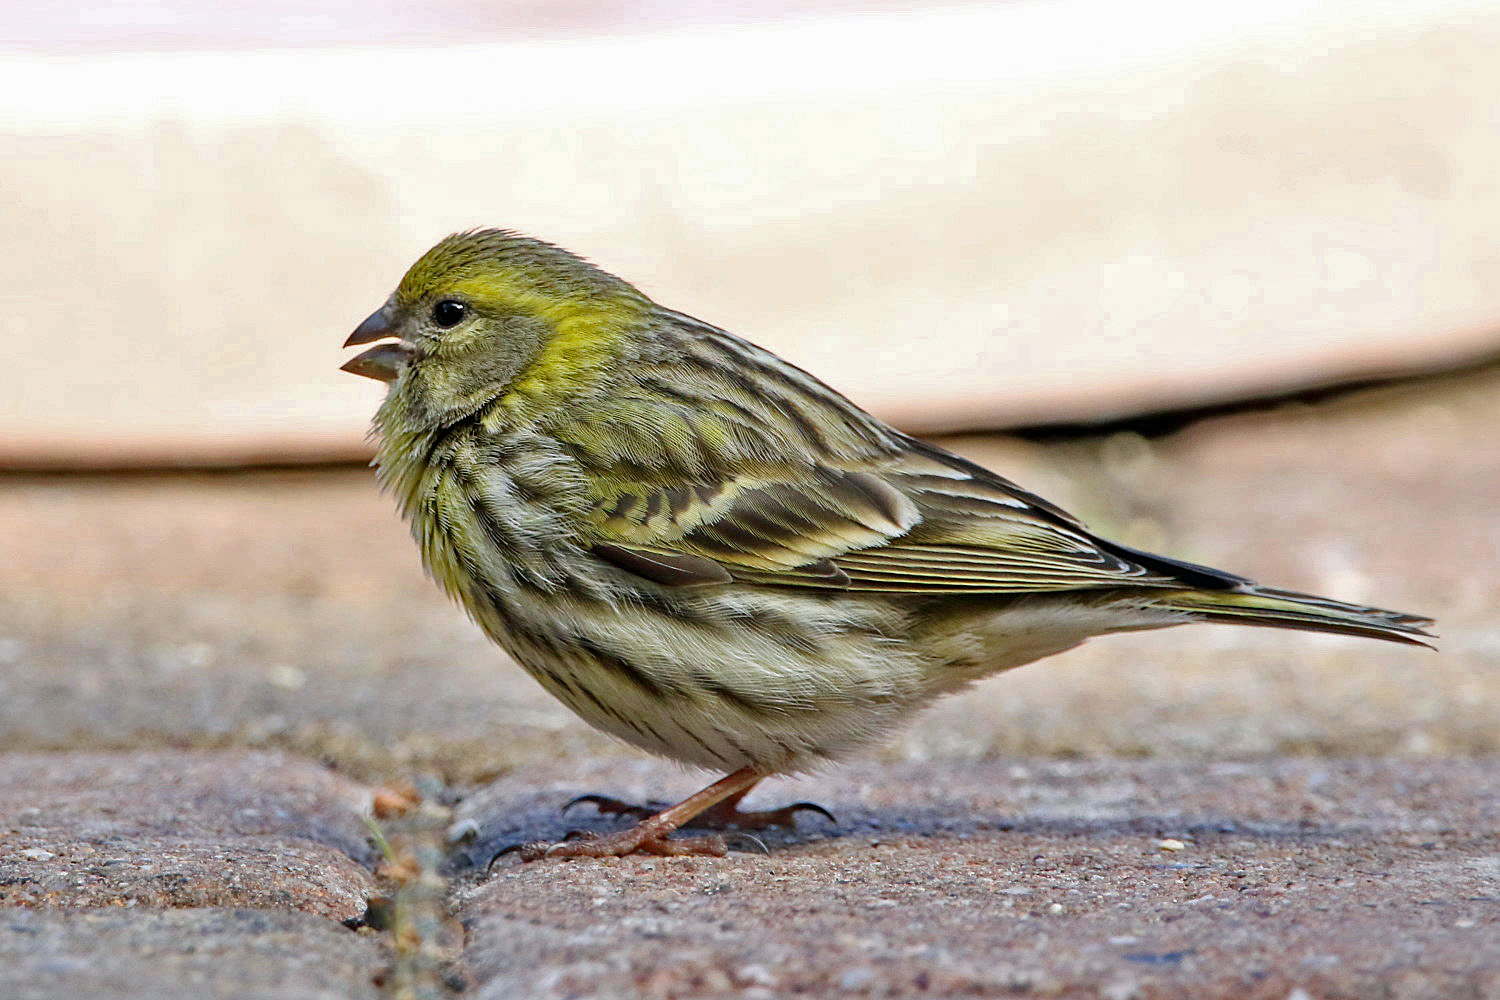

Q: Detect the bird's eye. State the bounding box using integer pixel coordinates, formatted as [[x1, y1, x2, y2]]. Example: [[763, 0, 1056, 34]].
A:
[[432, 299, 468, 328]]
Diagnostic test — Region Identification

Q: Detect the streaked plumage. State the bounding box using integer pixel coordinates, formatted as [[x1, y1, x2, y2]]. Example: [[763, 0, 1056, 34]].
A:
[[343, 229, 1433, 857]]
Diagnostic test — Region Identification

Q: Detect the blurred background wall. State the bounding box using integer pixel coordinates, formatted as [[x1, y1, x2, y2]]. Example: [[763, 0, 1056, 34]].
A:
[[5, 0, 1500, 467]]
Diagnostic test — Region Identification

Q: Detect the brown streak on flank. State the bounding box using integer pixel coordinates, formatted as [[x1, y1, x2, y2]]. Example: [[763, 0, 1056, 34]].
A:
[[721, 733, 758, 765], [507, 467, 547, 505], [696, 675, 781, 717], [470, 574, 513, 619], [573, 635, 683, 701], [703, 603, 818, 654], [552, 668, 637, 730], [677, 724, 732, 767], [624, 586, 688, 619], [631, 715, 675, 751], [620, 583, 738, 633]]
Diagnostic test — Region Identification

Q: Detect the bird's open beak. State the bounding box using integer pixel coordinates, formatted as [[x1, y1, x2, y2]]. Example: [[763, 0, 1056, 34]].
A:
[[341, 304, 415, 382]]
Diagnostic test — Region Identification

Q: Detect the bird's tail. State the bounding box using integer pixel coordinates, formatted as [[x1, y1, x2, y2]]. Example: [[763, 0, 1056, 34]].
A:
[[1160, 585, 1436, 648]]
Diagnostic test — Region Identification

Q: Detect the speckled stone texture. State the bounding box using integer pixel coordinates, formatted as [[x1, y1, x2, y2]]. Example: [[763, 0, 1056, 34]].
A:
[[0, 751, 377, 920], [0, 908, 384, 1000], [455, 757, 1500, 1000]]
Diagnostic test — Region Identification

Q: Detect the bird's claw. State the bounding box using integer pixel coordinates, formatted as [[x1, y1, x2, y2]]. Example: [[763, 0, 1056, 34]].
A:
[[487, 840, 551, 868], [729, 832, 770, 855], [695, 799, 838, 832], [561, 794, 660, 821], [780, 801, 838, 827]]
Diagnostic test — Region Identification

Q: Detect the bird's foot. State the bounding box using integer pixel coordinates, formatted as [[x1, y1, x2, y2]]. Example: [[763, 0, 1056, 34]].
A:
[[499, 824, 730, 863], [489, 768, 817, 866], [564, 792, 835, 831], [560, 793, 660, 823]]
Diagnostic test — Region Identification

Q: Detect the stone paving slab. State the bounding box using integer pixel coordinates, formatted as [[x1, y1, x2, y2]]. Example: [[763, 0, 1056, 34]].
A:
[[455, 757, 1500, 1000], [1, 908, 384, 1000], [0, 751, 377, 922]]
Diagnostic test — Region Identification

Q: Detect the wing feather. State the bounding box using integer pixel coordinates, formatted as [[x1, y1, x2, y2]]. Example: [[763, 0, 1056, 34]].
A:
[[569, 317, 1211, 594], [582, 452, 1194, 593]]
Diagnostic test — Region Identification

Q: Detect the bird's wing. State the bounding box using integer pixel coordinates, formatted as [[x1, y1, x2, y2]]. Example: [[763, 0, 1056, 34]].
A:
[[559, 319, 1243, 593], [581, 438, 1238, 594]]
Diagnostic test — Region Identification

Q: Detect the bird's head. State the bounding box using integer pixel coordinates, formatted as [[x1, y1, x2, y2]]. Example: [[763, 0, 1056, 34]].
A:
[[342, 229, 650, 426]]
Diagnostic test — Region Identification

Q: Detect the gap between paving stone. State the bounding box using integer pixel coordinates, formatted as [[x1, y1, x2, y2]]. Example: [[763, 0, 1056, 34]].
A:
[[0, 750, 432, 998]]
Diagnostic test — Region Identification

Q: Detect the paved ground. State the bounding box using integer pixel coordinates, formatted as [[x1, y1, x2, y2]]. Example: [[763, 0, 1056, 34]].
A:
[[1, 367, 1497, 996], [2, 754, 1495, 998], [458, 757, 1500, 1000]]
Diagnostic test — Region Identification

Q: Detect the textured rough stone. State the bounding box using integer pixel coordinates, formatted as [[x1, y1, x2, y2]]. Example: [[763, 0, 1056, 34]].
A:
[[455, 757, 1500, 1000], [0, 908, 383, 1000], [0, 751, 377, 922]]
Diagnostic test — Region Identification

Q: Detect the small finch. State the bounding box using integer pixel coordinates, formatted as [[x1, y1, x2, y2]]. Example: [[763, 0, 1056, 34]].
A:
[[343, 229, 1433, 859]]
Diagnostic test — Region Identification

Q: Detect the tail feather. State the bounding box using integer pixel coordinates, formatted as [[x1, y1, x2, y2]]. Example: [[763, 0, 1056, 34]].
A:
[[1162, 586, 1436, 648]]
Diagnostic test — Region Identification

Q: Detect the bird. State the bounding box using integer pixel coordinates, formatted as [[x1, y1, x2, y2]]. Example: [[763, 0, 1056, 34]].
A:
[[342, 228, 1434, 860]]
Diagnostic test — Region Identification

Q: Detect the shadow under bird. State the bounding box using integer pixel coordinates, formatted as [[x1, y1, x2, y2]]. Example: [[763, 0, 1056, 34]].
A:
[[342, 229, 1435, 860]]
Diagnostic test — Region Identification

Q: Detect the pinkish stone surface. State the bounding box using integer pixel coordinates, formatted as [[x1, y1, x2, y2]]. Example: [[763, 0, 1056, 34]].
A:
[[455, 757, 1500, 1000], [0, 751, 376, 921]]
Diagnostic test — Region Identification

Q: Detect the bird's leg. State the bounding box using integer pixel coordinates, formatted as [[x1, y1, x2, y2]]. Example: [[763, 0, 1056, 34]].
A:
[[512, 768, 764, 861], [564, 779, 836, 832]]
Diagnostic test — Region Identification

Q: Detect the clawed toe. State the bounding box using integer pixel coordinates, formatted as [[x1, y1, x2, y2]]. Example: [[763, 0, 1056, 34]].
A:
[[487, 840, 552, 868], [543, 828, 729, 859], [767, 801, 838, 828], [488, 821, 733, 864], [691, 798, 839, 832], [561, 794, 661, 822]]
